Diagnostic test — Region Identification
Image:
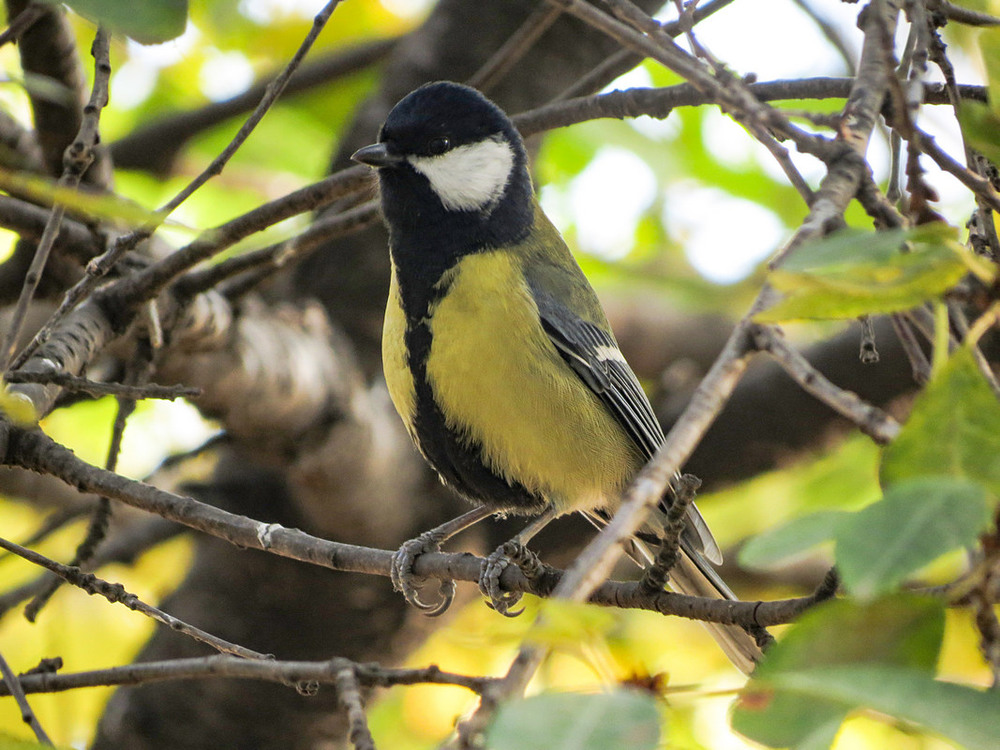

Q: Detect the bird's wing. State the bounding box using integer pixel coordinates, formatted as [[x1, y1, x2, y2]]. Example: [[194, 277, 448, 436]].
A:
[[532, 289, 665, 460], [531, 287, 722, 565]]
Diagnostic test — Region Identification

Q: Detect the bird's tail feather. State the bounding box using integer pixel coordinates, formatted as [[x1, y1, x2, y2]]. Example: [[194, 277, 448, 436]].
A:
[[669, 541, 762, 675], [591, 512, 762, 675]]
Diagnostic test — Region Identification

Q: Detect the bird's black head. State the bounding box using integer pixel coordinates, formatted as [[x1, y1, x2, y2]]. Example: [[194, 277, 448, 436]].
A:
[[352, 82, 534, 270]]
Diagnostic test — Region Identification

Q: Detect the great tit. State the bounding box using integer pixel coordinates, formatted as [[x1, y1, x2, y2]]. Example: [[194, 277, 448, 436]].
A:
[[352, 81, 762, 673]]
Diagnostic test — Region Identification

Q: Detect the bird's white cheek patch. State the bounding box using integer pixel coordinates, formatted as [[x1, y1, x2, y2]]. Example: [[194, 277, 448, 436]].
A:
[[408, 137, 514, 212]]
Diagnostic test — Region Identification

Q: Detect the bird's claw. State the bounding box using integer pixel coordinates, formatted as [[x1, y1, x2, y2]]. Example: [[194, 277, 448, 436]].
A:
[[479, 541, 543, 617], [390, 533, 455, 617]]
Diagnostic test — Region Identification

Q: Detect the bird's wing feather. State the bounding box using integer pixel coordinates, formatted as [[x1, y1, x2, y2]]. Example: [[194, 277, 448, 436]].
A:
[[533, 291, 665, 460]]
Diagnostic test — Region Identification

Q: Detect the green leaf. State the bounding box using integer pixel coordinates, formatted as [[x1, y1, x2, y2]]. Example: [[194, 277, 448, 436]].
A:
[[486, 691, 661, 750], [757, 596, 943, 673], [732, 692, 843, 750], [755, 225, 991, 323], [881, 347, 1000, 497], [779, 227, 921, 271], [834, 477, 991, 598], [43, 0, 188, 44], [978, 27, 1000, 116], [958, 101, 1000, 167], [0, 168, 168, 229], [732, 596, 944, 749], [748, 665, 1000, 750], [738, 510, 849, 569], [955, 27, 1000, 164]]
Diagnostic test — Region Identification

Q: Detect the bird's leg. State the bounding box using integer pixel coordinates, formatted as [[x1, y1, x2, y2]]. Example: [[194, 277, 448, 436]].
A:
[[479, 507, 558, 617], [391, 505, 496, 617]]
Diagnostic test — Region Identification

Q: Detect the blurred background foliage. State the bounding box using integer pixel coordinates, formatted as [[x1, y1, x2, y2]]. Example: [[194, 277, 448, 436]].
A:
[[0, 0, 997, 748]]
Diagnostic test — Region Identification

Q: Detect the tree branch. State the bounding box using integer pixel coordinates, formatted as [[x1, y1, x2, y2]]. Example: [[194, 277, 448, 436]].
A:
[[0, 423, 834, 629], [751, 325, 902, 443], [2, 656, 496, 697]]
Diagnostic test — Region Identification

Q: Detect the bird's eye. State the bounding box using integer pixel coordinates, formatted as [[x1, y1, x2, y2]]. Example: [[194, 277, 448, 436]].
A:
[[427, 136, 451, 155]]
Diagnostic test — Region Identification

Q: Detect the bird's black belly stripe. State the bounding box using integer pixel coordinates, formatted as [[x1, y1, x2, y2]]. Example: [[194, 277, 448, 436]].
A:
[[400, 270, 546, 514]]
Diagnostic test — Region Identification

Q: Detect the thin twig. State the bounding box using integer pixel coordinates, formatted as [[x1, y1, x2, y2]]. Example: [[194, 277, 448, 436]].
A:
[[515, 77, 986, 137], [24, 350, 153, 620], [22, 493, 110, 621], [0, 26, 111, 372], [889, 312, 932, 383], [157, 0, 346, 219], [110, 37, 399, 172], [0, 649, 52, 745], [0, 516, 184, 620], [144, 432, 227, 476], [555, 0, 738, 101], [928, 0, 1000, 26], [928, 15, 1000, 259], [12, 164, 370, 370], [0, 508, 86, 565], [887, 128, 903, 202], [753, 127, 817, 205], [2, 656, 497, 697], [0, 2, 46, 47], [752, 326, 901, 443], [888, 10, 916, 185], [3, 370, 200, 400], [467, 4, 563, 92], [178, 200, 378, 297], [113, 168, 372, 306], [903, 1, 930, 126], [792, 0, 857, 76], [856, 168, 907, 228], [948, 299, 1000, 398], [0, 535, 269, 659], [11, 0, 350, 369], [669, 0, 713, 64], [336, 666, 377, 750], [913, 127, 1000, 213]]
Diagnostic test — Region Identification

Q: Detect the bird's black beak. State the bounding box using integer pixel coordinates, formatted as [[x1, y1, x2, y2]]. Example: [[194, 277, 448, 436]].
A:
[[351, 143, 404, 168]]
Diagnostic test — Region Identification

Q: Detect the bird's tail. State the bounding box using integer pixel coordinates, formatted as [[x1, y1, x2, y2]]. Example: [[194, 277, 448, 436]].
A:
[[668, 540, 762, 675], [586, 510, 763, 675]]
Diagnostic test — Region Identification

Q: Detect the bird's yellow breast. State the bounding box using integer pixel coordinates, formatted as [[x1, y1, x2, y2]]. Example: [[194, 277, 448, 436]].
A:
[[422, 250, 640, 512], [382, 265, 417, 435]]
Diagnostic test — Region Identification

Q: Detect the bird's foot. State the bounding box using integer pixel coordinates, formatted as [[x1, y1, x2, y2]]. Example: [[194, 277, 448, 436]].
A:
[[390, 531, 456, 617], [479, 541, 545, 617]]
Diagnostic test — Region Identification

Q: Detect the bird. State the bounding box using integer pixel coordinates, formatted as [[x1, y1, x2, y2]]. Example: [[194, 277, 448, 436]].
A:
[[352, 80, 763, 673]]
